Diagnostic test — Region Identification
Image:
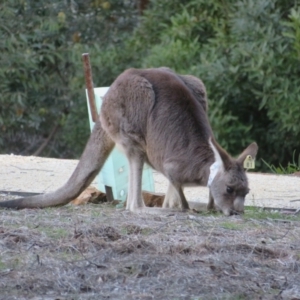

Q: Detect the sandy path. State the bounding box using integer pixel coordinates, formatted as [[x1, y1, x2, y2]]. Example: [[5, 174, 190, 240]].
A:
[[1, 154, 300, 209]]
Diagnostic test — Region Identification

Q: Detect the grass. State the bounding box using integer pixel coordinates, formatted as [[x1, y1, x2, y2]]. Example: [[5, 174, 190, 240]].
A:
[[0, 256, 23, 270], [57, 251, 82, 261], [0, 259, 6, 271], [200, 205, 300, 225], [0, 203, 299, 299], [220, 221, 244, 230], [244, 206, 300, 221], [37, 226, 69, 239], [191, 204, 300, 222], [262, 150, 300, 174]]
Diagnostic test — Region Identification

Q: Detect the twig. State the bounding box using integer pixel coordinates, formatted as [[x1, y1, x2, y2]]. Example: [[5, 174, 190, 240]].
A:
[[269, 227, 291, 241], [149, 219, 179, 235], [32, 123, 60, 156], [9, 165, 52, 172], [67, 244, 107, 269]]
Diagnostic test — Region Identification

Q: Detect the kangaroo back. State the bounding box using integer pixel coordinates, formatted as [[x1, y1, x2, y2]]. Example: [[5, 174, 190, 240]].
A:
[[156, 67, 208, 112]]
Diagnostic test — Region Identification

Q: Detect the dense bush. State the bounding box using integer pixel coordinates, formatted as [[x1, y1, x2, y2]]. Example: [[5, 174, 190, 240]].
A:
[[0, 0, 138, 157], [1, 0, 300, 170], [126, 0, 300, 169]]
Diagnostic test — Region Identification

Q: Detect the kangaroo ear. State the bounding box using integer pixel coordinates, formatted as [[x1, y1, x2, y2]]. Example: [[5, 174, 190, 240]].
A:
[[209, 138, 232, 171], [237, 142, 258, 165]]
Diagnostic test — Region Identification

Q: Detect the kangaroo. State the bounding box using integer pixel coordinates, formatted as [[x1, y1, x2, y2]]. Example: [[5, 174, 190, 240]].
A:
[[0, 68, 258, 215]]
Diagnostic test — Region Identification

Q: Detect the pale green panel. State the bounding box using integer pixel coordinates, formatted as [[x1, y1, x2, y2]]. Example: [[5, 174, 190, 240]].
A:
[[142, 164, 155, 192], [86, 87, 155, 201]]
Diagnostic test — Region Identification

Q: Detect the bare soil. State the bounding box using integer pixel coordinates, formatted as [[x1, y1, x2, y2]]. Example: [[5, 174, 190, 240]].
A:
[[0, 197, 300, 300]]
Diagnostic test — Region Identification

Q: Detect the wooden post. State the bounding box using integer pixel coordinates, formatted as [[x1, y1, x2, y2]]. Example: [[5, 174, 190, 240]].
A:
[[82, 53, 114, 202], [82, 53, 98, 122]]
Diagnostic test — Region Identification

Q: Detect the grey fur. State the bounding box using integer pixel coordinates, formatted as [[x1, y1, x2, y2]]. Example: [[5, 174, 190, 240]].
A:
[[0, 68, 258, 215]]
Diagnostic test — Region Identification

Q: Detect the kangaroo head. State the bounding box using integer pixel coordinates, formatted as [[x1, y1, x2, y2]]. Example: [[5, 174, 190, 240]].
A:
[[208, 139, 258, 216]]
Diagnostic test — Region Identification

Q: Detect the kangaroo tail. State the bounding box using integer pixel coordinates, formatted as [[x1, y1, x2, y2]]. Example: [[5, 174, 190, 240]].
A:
[[0, 120, 115, 209]]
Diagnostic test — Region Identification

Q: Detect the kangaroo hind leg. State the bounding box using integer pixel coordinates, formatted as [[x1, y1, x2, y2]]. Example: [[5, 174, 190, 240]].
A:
[[126, 151, 146, 212], [163, 182, 189, 209]]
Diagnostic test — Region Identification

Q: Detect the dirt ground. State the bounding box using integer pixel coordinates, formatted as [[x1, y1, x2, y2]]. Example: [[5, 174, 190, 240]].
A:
[[0, 196, 299, 300]]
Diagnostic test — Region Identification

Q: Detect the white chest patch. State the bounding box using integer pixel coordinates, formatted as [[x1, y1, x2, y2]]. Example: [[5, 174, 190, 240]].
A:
[[207, 161, 221, 187]]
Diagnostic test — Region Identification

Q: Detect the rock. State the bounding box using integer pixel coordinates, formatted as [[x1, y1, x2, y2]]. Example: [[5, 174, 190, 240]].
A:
[[71, 186, 107, 205], [142, 191, 164, 207], [71, 187, 165, 207]]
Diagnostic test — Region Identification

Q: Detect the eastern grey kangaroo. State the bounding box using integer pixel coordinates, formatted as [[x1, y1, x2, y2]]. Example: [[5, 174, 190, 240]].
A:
[[0, 68, 258, 215]]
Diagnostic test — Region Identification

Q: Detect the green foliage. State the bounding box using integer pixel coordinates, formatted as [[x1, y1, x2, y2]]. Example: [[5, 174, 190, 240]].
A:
[[125, 0, 300, 169], [262, 151, 300, 174], [0, 0, 138, 157], [1, 0, 300, 170]]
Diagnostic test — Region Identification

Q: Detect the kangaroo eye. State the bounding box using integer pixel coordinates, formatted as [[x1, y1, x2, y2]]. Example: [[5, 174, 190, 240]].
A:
[[226, 186, 234, 194]]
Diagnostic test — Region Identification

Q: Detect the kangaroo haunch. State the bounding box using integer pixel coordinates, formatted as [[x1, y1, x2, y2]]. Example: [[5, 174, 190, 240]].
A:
[[0, 68, 258, 215]]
